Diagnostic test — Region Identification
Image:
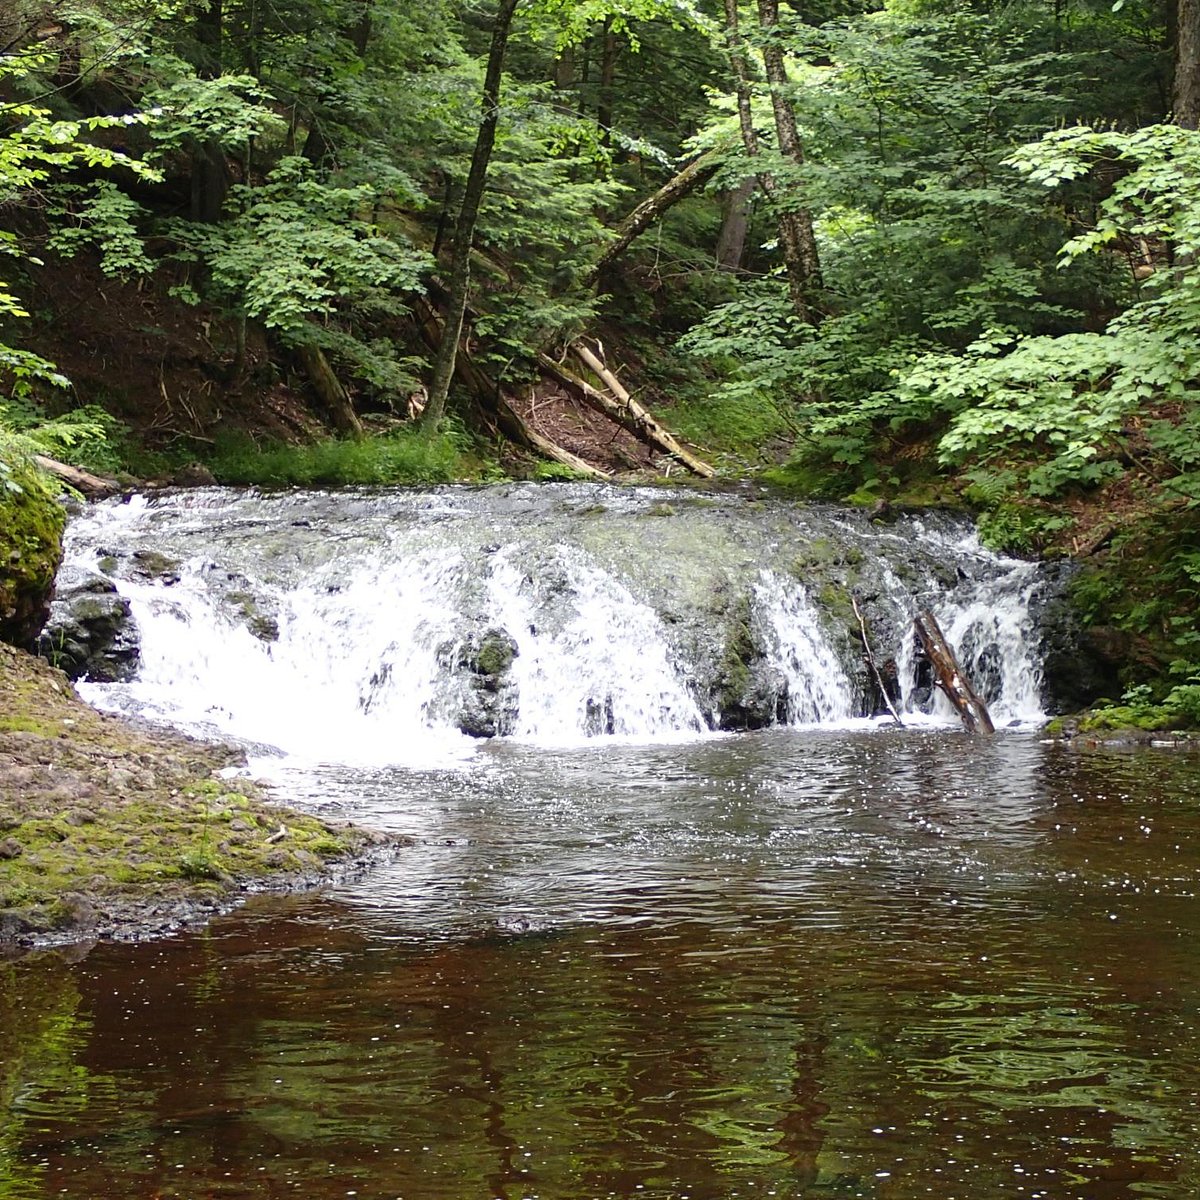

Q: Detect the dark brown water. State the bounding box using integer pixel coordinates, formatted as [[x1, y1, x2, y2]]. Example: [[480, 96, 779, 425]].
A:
[[3, 730, 1200, 1199]]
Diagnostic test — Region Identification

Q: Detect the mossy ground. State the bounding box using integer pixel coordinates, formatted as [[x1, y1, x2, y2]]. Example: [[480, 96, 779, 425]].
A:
[[0, 449, 65, 646], [0, 642, 392, 947]]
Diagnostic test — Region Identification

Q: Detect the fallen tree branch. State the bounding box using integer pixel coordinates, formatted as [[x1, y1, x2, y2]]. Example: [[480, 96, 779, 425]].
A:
[[582, 149, 724, 289], [412, 298, 609, 480], [541, 346, 715, 478], [33, 455, 120, 499], [914, 610, 995, 735], [851, 593, 903, 727]]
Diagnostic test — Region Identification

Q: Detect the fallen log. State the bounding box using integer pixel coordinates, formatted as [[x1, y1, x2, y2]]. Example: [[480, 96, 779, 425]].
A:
[[851, 594, 903, 727], [581, 149, 723, 289], [411, 298, 610, 480], [914, 610, 995, 734], [33, 455, 121, 499], [295, 342, 363, 437], [541, 346, 715, 478]]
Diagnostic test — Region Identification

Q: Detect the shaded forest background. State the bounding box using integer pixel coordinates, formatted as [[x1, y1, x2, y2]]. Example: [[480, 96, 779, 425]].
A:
[[2, 0, 1200, 713]]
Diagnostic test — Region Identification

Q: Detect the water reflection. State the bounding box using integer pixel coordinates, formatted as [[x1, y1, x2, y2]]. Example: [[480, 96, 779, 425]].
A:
[[3, 733, 1200, 1199]]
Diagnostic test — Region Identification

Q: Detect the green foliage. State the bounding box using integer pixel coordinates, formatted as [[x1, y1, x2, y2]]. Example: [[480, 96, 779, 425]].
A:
[[144, 72, 285, 155], [1079, 678, 1200, 733], [168, 158, 430, 339], [206, 428, 469, 487], [45, 183, 155, 277]]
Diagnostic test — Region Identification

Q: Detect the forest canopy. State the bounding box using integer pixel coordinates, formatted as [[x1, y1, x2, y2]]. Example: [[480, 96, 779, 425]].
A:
[[0, 0, 1197, 551]]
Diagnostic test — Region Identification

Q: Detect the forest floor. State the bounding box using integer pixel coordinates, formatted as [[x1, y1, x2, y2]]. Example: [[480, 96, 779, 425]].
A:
[[0, 642, 399, 955]]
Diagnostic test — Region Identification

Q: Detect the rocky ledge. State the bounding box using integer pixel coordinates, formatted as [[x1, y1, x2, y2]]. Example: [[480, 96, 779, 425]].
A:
[[0, 642, 398, 952]]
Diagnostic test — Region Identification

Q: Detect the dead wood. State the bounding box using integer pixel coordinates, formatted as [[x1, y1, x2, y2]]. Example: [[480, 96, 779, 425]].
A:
[[914, 610, 995, 735], [412, 298, 609, 480], [32, 455, 120, 499], [295, 342, 363, 437], [542, 345, 715, 478], [851, 594, 903, 727]]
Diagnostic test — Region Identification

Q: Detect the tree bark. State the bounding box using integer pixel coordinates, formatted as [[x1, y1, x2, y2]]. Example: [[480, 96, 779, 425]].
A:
[[716, 177, 756, 272], [296, 342, 363, 437], [914, 610, 995, 735], [597, 16, 619, 152], [583, 150, 723, 288], [1175, 0, 1200, 127], [756, 0, 823, 294], [421, 0, 520, 432], [32, 455, 120, 499], [721, 0, 817, 325]]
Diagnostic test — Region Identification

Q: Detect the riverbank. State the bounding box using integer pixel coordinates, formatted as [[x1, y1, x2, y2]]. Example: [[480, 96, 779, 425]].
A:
[[0, 642, 397, 952]]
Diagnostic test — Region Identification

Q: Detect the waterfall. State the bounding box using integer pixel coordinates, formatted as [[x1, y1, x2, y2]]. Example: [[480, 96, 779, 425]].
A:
[[752, 570, 855, 725], [55, 486, 1049, 763]]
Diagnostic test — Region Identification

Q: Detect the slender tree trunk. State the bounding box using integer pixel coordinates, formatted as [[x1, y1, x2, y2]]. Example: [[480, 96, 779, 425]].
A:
[[554, 44, 575, 91], [716, 177, 756, 271], [191, 0, 228, 222], [757, 0, 823, 293], [597, 17, 619, 152], [1175, 0, 1200, 127], [421, 0, 520, 431], [721, 0, 817, 325]]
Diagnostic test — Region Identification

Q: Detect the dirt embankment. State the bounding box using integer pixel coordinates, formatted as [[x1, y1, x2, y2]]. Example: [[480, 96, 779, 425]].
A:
[[0, 642, 397, 952]]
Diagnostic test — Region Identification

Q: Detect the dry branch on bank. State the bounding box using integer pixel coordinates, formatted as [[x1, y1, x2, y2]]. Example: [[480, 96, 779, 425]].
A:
[[540, 346, 715, 478], [33, 455, 120, 499]]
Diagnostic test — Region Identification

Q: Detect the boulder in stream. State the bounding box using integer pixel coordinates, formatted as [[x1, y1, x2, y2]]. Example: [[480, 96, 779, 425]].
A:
[[37, 567, 140, 682]]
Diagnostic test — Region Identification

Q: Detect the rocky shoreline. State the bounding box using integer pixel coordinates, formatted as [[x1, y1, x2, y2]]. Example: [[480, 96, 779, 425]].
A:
[[0, 642, 399, 954]]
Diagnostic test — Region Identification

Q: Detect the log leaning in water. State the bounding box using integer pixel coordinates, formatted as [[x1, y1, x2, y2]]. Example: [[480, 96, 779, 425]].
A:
[[914, 609, 995, 734]]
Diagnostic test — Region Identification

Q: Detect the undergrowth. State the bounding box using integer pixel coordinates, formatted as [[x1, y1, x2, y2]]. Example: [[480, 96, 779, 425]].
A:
[[207, 427, 470, 487]]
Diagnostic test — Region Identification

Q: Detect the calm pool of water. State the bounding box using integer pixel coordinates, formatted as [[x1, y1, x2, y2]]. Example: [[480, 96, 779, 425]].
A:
[[3, 730, 1200, 1199]]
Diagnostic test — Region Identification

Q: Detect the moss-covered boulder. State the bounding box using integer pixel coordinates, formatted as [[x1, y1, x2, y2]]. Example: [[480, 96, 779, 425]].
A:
[[0, 450, 66, 648]]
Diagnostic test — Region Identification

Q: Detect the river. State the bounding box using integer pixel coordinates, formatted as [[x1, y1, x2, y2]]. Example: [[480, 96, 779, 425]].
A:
[[3, 486, 1199, 1199]]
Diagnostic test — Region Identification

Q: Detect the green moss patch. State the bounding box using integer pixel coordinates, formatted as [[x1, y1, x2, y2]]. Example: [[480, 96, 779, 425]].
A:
[[0, 642, 392, 944]]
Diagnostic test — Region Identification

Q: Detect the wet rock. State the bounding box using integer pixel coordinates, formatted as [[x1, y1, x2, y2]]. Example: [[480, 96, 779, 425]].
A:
[[452, 628, 520, 738], [712, 610, 787, 731], [0, 453, 65, 648], [130, 549, 180, 583], [1032, 564, 1125, 713], [171, 462, 218, 488], [37, 567, 140, 682]]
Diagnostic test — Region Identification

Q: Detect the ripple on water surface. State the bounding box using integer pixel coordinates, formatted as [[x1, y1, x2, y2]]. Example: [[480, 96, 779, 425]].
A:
[[4, 732, 1200, 1200]]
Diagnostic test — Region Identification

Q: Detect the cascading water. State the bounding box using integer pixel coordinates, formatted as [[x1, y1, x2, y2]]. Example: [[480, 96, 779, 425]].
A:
[[52, 484, 1051, 763]]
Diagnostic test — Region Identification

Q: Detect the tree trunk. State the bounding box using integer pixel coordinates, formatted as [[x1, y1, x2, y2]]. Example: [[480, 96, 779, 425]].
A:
[[914, 610, 995, 735], [597, 17, 619, 152], [296, 342, 363, 436], [583, 150, 723, 288], [721, 0, 817, 325], [412, 298, 609, 479], [1175, 0, 1200, 127], [756, 0, 823, 295], [32, 455, 120, 499], [716, 177, 756, 271], [420, 0, 520, 432]]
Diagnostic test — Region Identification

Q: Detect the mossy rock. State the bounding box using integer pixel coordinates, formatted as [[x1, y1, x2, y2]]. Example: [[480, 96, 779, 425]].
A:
[[0, 451, 66, 648]]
